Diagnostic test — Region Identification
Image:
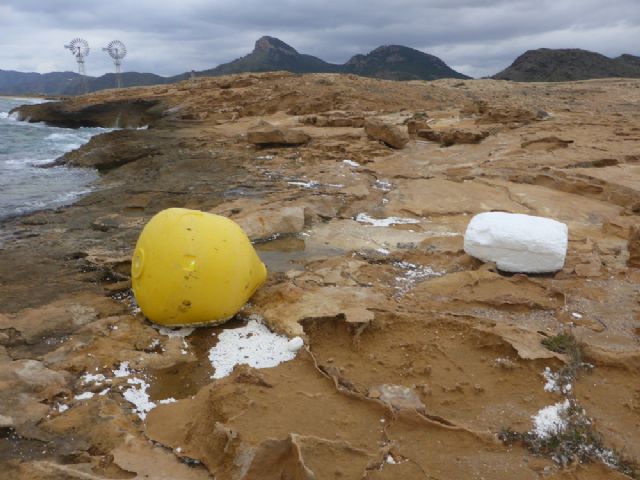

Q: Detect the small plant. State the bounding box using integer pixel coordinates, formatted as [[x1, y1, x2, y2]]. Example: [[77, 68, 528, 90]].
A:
[[541, 332, 580, 356], [500, 404, 638, 477]]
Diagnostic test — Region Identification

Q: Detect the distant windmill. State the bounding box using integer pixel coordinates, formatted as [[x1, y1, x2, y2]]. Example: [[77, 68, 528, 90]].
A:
[[64, 38, 90, 93], [103, 40, 127, 88]]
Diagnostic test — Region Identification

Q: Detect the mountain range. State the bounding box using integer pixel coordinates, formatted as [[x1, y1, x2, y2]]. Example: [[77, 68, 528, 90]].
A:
[[493, 48, 640, 82], [0, 36, 468, 96], [1, 38, 639, 96]]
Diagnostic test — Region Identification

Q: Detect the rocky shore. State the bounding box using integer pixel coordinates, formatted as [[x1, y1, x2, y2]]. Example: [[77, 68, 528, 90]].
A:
[[1, 72, 639, 479]]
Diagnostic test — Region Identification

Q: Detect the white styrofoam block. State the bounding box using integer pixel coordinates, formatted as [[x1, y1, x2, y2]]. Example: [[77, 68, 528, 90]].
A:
[[463, 212, 568, 273]]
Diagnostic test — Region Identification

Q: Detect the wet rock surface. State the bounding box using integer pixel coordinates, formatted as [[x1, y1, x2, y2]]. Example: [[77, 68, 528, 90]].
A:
[[2, 73, 640, 479]]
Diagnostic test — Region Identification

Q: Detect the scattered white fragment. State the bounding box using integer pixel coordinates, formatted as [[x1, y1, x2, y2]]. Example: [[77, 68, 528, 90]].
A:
[[176, 447, 183, 454], [374, 179, 392, 191], [112, 361, 132, 378], [155, 326, 195, 338], [158, 397, 177, 405], [288, 180, 343, 188], [287, 336, 304, 352], [209, 320, 297, 379], [463, 212, 568, 273], [256, 155, 274, 160], [531, 400, 570, 438], [543, 367, 560, 393], [57, 404, 69, 413], [571, 312, 583, 319], [343, 159, 360, 167], [74, 392, 95, 401], [394, 261, 444, 296], [355, 213, 420, 227], [386, 455, 396, 465], [376, 247, 391, 255], [81, 373, 106, 385], [98, 388, 110, 396], [288, 180, 319, 188], [123, 378, 156, 420]]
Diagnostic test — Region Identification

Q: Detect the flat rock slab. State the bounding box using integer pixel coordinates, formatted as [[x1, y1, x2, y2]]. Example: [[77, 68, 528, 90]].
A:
[[464, 212, 568, 273]]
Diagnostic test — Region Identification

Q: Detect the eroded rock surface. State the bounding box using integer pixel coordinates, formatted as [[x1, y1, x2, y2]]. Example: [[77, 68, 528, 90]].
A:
[[2, 73, 640, 479]]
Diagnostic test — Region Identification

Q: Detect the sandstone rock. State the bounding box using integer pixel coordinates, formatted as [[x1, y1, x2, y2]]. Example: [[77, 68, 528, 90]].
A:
[[303, 114, 365, 128], [0, 294, 122, 345], [627, 226, 640, 267], [247, 121, 310, 146], [405, 112, 430, 136], [418, 128, 489, 146], [58, 129, 160, 171], [234, 206, 305, 241], [364, 118, 409, 149], [0, 359, 68, 434], [463, 212, 568, 273]]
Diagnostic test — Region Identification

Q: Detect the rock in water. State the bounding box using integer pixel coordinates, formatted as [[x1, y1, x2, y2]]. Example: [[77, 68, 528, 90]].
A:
[[364, 118, 409, 149], [463, 212, 568, 273]]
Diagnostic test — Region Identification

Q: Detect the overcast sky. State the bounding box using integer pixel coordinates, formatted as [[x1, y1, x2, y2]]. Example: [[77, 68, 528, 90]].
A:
[[1, 0, 638, 78]]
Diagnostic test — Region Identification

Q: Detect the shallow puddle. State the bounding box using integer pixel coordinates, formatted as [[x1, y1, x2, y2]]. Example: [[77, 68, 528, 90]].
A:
[[254, 235, 344, 272]]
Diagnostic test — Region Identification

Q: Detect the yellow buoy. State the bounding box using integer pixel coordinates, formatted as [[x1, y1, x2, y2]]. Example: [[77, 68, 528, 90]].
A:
[[131, 208, 267, 326]]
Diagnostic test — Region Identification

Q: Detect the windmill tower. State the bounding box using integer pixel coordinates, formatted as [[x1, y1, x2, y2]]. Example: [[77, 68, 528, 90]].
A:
[[103, 40, 127, 88], [64, 38, 90, 93]]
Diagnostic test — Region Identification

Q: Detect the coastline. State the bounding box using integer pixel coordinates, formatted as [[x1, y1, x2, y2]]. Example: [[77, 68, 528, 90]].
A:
[[1, 73, 639, 478]]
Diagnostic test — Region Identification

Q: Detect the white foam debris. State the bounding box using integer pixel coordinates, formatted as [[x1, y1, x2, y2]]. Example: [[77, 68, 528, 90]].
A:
[[386, 455, 396, 465], [98, 388, 110, 396], [155, 326, 195, 338], [374, 179, 392, 191], [343, 159, 360, 167], [81, 373, 106, 385], [531, 400, 570, 438], [571, 312, 583, 319], [123, 378, 155, 420], [112, 361, 132, 378], [287, 336, 304, 352], [288, 180, 320, 188], [256, 154, 274, 160], [376, 247, 391, 255], [394, 261, 445, 296], [74, 392, 95, 401], [355, 213, 420, 227], [57, 404, 69, 413], [209, 319, 297, 379], [543, 367, 560, 393], [463, 212, 568, 273], [158, 397, 177, 405]]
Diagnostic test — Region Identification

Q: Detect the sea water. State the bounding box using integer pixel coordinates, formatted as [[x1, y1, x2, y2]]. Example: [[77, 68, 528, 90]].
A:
[[0, 97, 108, 220]]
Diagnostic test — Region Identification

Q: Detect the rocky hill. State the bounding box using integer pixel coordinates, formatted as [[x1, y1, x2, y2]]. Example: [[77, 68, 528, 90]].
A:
[[201, 36, 341, 76], [494, 48, 640, 82], [344, 44, 469, 80]]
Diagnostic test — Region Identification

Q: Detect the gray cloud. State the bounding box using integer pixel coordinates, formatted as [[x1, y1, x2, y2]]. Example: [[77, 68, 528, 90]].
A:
[[0, 0, 638, 78]]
